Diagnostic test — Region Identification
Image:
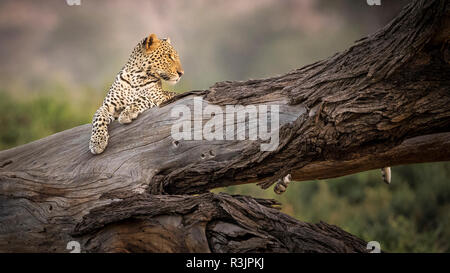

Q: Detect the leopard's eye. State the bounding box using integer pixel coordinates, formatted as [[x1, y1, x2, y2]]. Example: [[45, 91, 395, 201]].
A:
[[168, 54, 175, 61]]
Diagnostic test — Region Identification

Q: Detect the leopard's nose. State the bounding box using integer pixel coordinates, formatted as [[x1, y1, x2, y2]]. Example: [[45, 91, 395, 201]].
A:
[[177, 70, 184, 77]]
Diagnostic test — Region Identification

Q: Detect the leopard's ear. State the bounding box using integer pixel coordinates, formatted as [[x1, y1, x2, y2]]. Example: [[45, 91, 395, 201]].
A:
[[165, 37, 171, 44], [143, 33, 160, 51]]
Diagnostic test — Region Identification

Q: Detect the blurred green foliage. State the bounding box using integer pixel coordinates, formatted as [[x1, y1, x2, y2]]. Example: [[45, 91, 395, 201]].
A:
[[0, 86, 98, 150]]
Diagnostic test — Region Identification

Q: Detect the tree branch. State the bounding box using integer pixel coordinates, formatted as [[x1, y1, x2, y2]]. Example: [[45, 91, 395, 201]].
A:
[[72, 193, 368, 253]]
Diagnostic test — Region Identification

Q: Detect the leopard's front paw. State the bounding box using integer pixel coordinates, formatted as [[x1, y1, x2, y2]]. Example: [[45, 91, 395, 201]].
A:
[[118, 112, 132, 124], [118, 108, 138, 124], [89, 130, 109, 154]]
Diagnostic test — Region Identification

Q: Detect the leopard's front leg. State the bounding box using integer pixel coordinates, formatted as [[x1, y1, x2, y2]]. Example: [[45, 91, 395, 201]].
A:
[[118, 90, 177, 124], [89, 104, 114, 154], [118, 94, 157, 124]]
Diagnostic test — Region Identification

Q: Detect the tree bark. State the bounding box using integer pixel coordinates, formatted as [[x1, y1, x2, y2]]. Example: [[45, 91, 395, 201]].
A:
[[72, 193, 368, 253], [0, 0, 449, 252]]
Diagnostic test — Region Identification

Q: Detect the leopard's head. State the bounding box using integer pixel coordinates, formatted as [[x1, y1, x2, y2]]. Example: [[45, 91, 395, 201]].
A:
[[131, 33, 184, 85]]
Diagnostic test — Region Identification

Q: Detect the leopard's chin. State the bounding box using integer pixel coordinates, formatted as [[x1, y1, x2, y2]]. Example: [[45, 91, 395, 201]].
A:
[[163, 77, 180, 86]]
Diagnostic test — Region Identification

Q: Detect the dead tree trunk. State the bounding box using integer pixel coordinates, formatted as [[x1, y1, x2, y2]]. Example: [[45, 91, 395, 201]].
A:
[[0, 0, 449, 252]]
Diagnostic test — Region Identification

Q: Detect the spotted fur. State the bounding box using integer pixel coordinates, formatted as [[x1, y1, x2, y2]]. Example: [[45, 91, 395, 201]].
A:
[[89, 33, 184, 154]]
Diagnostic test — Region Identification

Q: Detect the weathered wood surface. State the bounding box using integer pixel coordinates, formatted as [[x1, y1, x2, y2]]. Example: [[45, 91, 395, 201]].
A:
[[72, 193, 368, 253], [0, 0, 449, 252]]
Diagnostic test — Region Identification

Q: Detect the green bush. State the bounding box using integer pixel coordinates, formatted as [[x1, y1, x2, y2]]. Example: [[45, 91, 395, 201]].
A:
[[0, 89, 94, 150]]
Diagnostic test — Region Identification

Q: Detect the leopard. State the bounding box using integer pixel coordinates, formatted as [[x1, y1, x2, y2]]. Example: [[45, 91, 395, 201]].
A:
[[89, 33, 184, 154]]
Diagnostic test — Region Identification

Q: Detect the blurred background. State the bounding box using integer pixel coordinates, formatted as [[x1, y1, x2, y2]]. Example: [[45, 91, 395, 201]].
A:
[[0, 0, 448, 252]]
